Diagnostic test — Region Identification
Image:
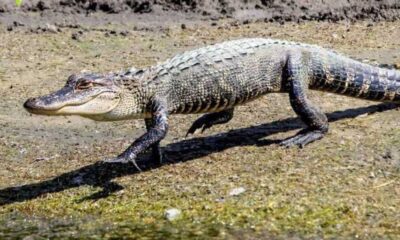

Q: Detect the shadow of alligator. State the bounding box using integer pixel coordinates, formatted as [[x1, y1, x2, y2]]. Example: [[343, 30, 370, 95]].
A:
[[0, 103, 397, 205]]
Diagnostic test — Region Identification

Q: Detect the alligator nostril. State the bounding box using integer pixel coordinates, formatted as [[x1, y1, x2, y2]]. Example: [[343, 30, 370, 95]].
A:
[[23, 98, 36, 109]]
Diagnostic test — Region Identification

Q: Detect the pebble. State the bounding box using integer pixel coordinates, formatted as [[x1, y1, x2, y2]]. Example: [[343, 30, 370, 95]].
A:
[[229, 187, 246, 196], [71, 32, 81, 41], [120, 30, 130, 36], [13, 21, 24, 27], [29, 23, 61, 34], [165, 208, 181, 221], [44, 23, 58, 33]]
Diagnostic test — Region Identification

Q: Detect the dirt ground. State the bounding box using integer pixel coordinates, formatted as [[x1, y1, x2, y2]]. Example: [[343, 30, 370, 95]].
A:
[[2, 0, 400, 24], [0, 3, 400, 239]]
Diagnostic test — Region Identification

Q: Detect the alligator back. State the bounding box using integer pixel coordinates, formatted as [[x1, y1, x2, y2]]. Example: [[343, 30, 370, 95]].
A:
[[147, 38, 400, 115], [153, 38, 314, 114]]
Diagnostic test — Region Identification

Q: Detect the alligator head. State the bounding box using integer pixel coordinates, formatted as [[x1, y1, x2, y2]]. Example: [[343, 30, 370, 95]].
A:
[[24, 73, 121, 120]]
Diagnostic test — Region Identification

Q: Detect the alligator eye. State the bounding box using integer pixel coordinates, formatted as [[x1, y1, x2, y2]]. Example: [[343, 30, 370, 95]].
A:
[[76, 80, 93, 90]]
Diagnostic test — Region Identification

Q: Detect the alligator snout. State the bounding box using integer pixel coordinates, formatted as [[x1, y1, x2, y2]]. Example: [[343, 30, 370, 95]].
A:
[[23, 97, 49, 114], [23, 98, 38, 111]]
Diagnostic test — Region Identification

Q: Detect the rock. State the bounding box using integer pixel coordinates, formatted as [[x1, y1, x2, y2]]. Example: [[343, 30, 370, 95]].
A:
[[37, 0, 50, 11], [119, 30, 130, 36], [45, 23, 58, 33], [13, 21, 24, 27], [229, 187, 246, 196], [71, 32, 81, 41], [165, 208, 181, 220]]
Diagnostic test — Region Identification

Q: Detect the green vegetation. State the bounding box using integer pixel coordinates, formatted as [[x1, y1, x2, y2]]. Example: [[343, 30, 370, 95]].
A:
[[15, 0, 22, 7]]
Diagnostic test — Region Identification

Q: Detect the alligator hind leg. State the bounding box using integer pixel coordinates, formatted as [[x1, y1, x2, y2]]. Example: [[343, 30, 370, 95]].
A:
[[186, 108, 234, 136], [280, 52, 328, 148]]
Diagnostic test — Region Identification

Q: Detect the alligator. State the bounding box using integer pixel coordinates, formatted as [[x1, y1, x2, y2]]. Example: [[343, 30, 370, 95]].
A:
[[24, 38, 400, 169]]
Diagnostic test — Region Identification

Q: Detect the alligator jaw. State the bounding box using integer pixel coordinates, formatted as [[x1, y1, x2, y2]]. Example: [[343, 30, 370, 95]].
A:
[[24, 91, 120, 117]]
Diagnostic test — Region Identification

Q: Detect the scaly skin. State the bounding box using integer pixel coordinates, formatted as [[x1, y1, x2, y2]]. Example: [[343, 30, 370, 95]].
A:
[[24, 38, 400, 168]]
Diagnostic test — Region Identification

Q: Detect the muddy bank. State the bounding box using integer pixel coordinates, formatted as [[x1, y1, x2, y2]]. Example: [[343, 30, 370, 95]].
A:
[[1, 0, 400, 27]]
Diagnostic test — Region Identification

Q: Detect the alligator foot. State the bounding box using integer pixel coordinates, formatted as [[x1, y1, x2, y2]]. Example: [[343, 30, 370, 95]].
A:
[[186, 109, 234, 136], [103, 156, 142, 171], [186, 118, 213, 136], [280, 130, 326, 148]]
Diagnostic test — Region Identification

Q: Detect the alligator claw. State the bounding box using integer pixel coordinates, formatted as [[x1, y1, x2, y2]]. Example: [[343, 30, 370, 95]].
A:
[[279, 130, 325, 148], [186, 124, 202, 136], [186, 121, 211, 137], [103, 156, 142, 171]]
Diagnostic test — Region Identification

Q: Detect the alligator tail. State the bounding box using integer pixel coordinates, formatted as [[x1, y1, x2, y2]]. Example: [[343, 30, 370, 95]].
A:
[[310, 53, 400, 103]]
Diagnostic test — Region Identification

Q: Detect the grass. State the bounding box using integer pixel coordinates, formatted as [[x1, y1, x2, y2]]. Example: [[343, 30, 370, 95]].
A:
[[0, 20, 399, 239]]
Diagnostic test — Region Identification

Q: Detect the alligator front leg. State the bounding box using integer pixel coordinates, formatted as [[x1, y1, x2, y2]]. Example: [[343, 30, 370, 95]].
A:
[[145, 118, 163, 164], [280, 52, 328, 147], [186, 108, 234, 136], [104, 100, 169, 170]]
